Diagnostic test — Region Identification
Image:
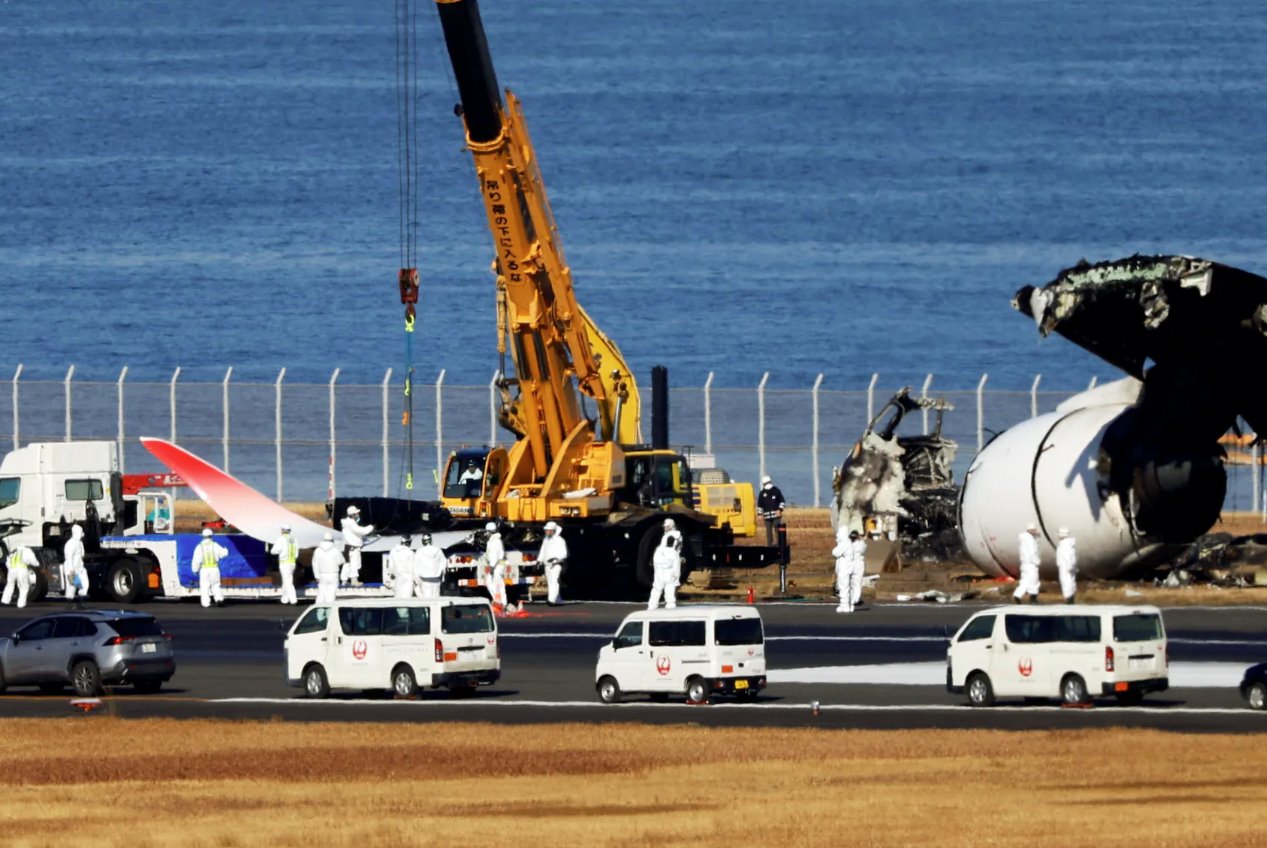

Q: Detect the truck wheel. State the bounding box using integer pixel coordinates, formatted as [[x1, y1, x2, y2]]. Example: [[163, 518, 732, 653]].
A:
[[597, 675, 622, 704], [29, 570, 48, 603], [107, 561, 142, 604], [303, 664, 330, 699], [72, 660, 102, 697]]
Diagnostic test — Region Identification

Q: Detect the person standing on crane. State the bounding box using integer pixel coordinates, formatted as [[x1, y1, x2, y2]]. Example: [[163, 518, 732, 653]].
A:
[[386, 536, 416, 599], [192, 528, 228, 608], [270, 524, 300, 605], [312, 531, 344, 604], [3, 544, 38, 608], [647, 518, 683, 610], [413, 532, 447, 599], [483, 523, 509, 610], [539, 521, 568, 606], [62, 524, 88, 605], [340, 505, 374, 587], [757, 476, 786, 546]]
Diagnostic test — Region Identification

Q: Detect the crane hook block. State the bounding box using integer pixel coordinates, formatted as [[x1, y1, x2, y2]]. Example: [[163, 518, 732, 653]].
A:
[[398, 267, 419, 304]]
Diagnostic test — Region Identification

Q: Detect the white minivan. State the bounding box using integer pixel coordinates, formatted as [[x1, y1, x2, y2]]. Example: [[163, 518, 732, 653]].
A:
[[947, 604, 1168, 706], [595, 606, 766, 704], [285, 597, 500, 698]]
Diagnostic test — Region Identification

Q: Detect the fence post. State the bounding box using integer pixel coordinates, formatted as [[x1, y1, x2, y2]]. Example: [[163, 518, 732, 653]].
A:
[[757, 372, 769, 481], [10, 364, 21, 451], [275, 367, 286, 502], [867, 373, 878, 423], [328, 368, 340, 501], [64, 364, 75, 442], [169, 367, 181, 443], [976, 373, 989, 451], [116, 366, 128, 470], [920, 373, 933, 433], [1030, 374, 1042, 418], [703, 372, 714, 455], [812, 373, 824, 508], [381, 368, 393, 497], [489, 370, 500, 447], [221, 367, 233, 472], [435, 370, 446, 496]]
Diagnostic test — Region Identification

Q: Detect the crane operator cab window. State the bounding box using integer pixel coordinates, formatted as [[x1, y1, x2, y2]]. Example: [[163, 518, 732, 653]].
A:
[[446, 454, 487, 500]]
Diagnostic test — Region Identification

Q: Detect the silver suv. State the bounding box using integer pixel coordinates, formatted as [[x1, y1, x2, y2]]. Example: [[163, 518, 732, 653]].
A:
[[0, 611, 176, 696]]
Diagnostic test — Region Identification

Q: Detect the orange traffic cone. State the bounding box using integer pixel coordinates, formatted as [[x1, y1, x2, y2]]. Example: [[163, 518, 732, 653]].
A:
[[747, 584, 755, 604]]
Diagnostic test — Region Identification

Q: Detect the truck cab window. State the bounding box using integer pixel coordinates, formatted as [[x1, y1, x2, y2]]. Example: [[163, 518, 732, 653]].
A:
[[0, 478, 18, 510], [65, 479, 105, 502]]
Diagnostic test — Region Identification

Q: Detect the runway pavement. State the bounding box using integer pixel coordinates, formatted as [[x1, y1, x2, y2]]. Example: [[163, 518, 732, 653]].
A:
[[0, 599, 1264, 731]]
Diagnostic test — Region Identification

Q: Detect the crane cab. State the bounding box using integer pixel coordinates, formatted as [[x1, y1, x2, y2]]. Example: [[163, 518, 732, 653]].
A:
[[440, 447, 508, 520]]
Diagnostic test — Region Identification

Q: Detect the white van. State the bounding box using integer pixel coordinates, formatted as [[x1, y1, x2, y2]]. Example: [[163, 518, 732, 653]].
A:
[[285, 597, 499, 699], [946, 604, 1168, 706], [595, 606, 766, 704]]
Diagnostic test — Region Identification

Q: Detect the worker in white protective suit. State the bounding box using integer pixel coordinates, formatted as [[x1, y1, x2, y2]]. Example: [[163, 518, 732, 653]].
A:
[[539, 521, 568, 606], [340, 505, 374, 586], [850, 531, 868, 608], [311, 531, 344, 604], [1056, 527, 1078, 604], [191, 528, 229, 608], [647, 518, 682, 610], [483, 523, 508, 609], [3, 544, 39, 608], [270, 524, 299, 605], [62, 524, 88, 604], [413, 533, 447, 599], [831, 528, 856, 613], [386, 536, 416, 599], [1013, 523, 1042, 604]]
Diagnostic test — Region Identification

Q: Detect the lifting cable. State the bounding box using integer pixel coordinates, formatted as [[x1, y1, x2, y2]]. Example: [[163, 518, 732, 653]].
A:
[[395, 0, 420, 492]]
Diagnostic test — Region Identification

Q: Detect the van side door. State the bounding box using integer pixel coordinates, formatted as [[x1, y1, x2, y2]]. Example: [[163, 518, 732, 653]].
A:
[[286, 606, 332, 682], [333, 607, 385, 690], [647, 620, 707, 692], [604, 620, 647, 693], [997, 614, 1054, 697]]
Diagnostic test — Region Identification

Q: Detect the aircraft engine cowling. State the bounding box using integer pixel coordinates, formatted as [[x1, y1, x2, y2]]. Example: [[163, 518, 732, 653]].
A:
[[957, 400, 1225, 581]]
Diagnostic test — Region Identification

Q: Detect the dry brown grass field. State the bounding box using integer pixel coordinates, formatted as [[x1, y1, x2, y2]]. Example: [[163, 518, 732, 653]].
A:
[[1, 719, 1265, 847]]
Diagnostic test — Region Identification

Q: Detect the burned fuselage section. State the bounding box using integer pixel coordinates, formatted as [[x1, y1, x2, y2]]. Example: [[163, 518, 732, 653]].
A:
[[959, 254, 1263, 581], [831, 388, 961, 564]]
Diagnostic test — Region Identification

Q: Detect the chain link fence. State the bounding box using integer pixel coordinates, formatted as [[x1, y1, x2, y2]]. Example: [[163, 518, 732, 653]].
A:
[[2, 367, 1262, 513]]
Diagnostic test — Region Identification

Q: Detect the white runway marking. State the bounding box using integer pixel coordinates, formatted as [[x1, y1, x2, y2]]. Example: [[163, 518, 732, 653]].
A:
[[209, 697, 1262, 715], [769, 661, 1250, 687]]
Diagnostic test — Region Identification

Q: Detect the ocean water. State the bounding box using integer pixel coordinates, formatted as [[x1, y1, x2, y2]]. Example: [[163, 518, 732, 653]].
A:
[[4, 0, 1267, 394]]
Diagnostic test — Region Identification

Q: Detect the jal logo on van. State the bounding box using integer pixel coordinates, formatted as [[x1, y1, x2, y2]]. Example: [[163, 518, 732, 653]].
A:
[[655, 654, 671, 676], [1018, 658, 1033, 677], [352, 639, 368, 661]]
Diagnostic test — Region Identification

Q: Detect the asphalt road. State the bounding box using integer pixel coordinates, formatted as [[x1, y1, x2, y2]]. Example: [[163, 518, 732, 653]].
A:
[[0, 600, 1265, 731]]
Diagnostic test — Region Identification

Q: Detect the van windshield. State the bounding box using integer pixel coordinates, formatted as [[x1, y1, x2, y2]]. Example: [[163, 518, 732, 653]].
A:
[[442, 604, 494, 634], [715, 618, 763, 645], [1114, 614, 1163, 642]]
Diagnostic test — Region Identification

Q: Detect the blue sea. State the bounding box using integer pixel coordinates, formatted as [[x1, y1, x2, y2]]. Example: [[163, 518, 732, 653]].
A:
[[5, 0, 1267, 394]]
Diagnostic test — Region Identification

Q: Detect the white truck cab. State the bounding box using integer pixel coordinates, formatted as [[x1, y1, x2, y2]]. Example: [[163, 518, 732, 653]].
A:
[[947, 604, 1168, 706], [595, 605, 766, 704], [284, 597, 500, 698]]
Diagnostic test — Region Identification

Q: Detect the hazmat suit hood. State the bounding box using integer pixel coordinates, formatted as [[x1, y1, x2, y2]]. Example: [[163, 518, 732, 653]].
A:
[[71, 524, 84, 539], [319, 539, 335, 552]]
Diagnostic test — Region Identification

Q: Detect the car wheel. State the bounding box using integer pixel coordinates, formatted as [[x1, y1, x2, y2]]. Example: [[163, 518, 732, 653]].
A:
[[686, 677, 709, 705], [392, 665, 417, 698], [1247, 681, 1267, 711], [71, 661, 102, 697], [1061, 673, 1090, 706], [303, 664, 330, 699], [107, 561, 142, 604], [966, 672, 995, 707], [597, 675, 622, 704], [133, 678, 163, 694]]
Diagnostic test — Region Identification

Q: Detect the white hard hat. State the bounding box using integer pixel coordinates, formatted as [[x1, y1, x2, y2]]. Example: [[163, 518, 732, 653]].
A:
[[1058, 527, 1070, 537], [485, 522, 497, 532], [663, 518, 676, 529], [201, 528, 213, 537], [1026, 522, 1038, 533], [322, 531, 334, 541], [761, 475, 772, 485], [280, 523, 290, 532], [347, 505, 360, 516], [544, 521, 559, 531]]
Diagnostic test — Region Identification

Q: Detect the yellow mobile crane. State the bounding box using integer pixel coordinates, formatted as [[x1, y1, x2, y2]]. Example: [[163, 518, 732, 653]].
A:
[[430, 0, 771, 591]]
